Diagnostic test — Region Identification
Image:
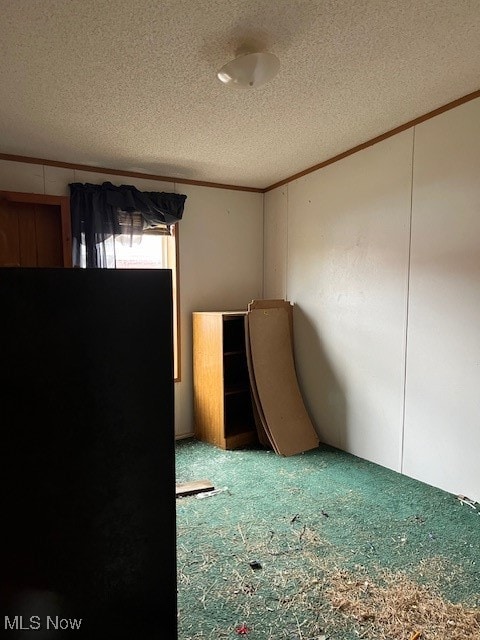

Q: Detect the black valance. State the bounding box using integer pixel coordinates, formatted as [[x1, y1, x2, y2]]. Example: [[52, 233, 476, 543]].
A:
[[69, 181, 187, 267], [70, 181, 186, 227]]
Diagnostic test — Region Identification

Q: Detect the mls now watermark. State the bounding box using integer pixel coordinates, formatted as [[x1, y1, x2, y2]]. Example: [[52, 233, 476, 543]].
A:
[[5, 616, 82, 631]]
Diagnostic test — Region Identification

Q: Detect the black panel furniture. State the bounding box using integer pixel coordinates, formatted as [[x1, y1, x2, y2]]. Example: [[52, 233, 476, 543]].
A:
[[0, 268, 176, 640]]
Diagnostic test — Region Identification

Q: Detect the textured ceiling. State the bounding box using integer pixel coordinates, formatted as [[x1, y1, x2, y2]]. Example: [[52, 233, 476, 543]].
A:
[[0, 0, 479, 189]]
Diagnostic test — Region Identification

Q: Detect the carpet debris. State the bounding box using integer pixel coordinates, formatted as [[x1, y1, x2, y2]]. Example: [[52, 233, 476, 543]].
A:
[[323, 567, 480, 639]]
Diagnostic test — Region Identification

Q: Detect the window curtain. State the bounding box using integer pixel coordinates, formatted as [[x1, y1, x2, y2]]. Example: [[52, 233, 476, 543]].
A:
[[69, 181, 187, 268]]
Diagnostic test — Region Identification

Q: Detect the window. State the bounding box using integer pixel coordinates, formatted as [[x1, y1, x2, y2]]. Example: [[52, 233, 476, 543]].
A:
[[69, 183, 186, 382], [115, 224, 180, 381]]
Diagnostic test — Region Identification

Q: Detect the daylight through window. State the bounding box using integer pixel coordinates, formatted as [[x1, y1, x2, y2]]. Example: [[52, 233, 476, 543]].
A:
[[115, 225, 180, 380]]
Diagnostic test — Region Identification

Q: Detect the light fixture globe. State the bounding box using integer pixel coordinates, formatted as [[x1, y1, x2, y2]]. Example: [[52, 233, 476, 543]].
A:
[[217, 51, 280, 88]]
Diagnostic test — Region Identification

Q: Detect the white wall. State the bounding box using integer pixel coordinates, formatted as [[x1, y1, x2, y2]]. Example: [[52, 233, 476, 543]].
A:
[[403, 99, 480, 500], [0, 161, 264, 439], [263, 186, 288, 298], [264, 97, 480, 501], [175, 183, 263, 438], [272, 132, 413, 471]]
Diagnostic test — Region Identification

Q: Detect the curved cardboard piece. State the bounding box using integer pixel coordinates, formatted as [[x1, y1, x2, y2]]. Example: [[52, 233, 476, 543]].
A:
[[244, 314, 277, 451], [247, 307, 319, 456], [248, 298, 294, 346]]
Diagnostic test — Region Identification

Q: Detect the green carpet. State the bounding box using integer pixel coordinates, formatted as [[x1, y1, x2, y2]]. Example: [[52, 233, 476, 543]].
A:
[[175, 438, 479, 639]]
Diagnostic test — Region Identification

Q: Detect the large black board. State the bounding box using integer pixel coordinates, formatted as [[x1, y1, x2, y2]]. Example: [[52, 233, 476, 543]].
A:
[[0, 268, 176, 639]]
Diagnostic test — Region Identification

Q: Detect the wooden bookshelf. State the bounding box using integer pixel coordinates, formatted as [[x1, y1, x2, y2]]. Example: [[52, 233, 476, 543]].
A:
[[192, 311, 257, 450]]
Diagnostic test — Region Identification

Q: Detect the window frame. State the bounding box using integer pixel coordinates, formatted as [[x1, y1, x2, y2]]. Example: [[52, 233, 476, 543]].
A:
[[115, 223, 181, 382], [172, 224, 181, 383], [149, 224, 181, 382]]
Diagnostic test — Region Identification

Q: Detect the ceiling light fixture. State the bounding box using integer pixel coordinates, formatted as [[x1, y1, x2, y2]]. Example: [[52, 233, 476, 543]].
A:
[[216, 51, 280, 89]]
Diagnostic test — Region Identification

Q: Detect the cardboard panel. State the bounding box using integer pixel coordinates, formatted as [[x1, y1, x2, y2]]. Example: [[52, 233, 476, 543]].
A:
[[244, 314, 277, 451], [248, 298, 294, 346], [247, 307, 319, 456]]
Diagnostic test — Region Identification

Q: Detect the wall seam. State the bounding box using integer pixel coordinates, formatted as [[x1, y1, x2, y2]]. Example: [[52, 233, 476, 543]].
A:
[[262, 190, 266, 298], [400, 126, 416, 474], [285, 184, 289, 300]]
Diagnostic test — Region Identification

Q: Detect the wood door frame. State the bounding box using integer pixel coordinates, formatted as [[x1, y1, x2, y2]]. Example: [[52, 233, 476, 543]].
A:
[[0, 190, 72, 267]]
